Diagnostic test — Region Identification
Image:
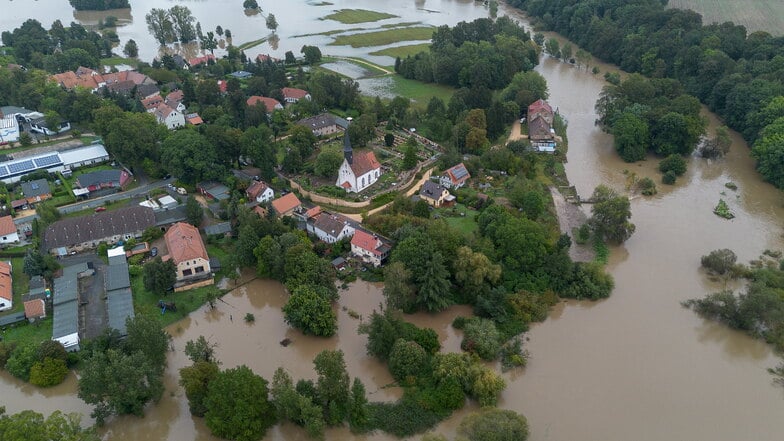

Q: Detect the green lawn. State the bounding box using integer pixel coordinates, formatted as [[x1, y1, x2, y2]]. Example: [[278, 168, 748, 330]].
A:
[[101, 57, 138, 68], [322, 9, 397, 24], [237, 37, 269, 51], [0, 135, 99, 156], [389, 75, 456, 106], [381, 21, 422, 29], [0, 317, 52, 346], [294, 27, 366, 38], [437, 203, 479, 236], [130, 273, 223, 327], [370, 43, 430, 60], [329, 27, 435, 48]]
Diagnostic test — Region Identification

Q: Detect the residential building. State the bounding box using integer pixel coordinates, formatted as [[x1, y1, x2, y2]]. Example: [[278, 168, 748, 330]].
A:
[[135, 84, 160, 99], [164, 90, 186, 113], [336, 131, 381, 193], [198, 181, 231, 201], [154, 104, 185, 130], [246, 180, 274, 203], [232, 167, 262, 182], [186, 113, 204, 125], [296, 113, 348, 136], [23, 298, 46, 322], [256, 54, 279, 63], [0, 215, 19, 244], [528, 99, 554, 124], [0, 261, 11, 312], [188, 54, 216, 68], [20, 179, 52, 204], [43, 206, 156, 254], [51, 67, 154, 92], [440, 163, 471, 189], [307, 213, 355, 243], [246, 96, 283, 113], [76, 169, 132, 193], [419, 181, 454, 207], [271, 193, 301, 217], [164, 222, 211, 282], [281, 87, 311, 104], [142, 95, 164, 112], [527, 99, 556, 150], [351, 229, 391, 267]]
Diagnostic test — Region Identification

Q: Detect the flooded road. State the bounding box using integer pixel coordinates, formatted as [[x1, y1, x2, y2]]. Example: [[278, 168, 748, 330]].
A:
[[1, 2, 784, 440]]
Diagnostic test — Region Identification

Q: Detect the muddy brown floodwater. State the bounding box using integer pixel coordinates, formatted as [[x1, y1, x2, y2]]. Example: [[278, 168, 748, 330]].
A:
[[2, 2, 784, 440]]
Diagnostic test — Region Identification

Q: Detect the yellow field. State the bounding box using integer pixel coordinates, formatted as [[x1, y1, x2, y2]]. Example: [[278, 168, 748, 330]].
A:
[[667, 0, 784, 35]]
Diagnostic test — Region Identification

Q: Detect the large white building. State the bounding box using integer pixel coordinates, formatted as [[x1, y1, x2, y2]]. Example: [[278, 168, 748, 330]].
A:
[[335, 131, 381, 193], [0, 144, 110, 184], [0, 114, 20, 144]]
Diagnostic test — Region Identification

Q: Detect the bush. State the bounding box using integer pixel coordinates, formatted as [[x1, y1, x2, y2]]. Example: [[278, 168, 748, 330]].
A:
[[4, 342, 39, 381], [388, 339, 428, 383], [637, 177, 657, 195], [659, 154, 687, 176], [662, 170, 677, 185], [29, 357, 69, 387], [701, 249, 737, 275], [367, 398, 443, 437], [460, 319, 501, 361]]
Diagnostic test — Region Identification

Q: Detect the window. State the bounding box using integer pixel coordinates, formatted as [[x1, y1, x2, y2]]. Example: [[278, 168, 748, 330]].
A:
[[195, 266, 204, 273], [183, 269, 193, 276]]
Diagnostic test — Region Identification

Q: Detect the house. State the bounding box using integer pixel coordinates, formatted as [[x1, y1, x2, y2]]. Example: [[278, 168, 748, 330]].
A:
[[440, 163, 470, 189], [528, 99, 554, 124], [76, 169, 132, 193], [256, 54, 280, 63], [307, 213, 355, 243], [419, 181, 454, 207], [527, 99, 556, 147], [154, 104, 185, 130], [186, 113, 204, 125], [351, 229, 391, 267], [43, 206, 156, 254], [217, 80, 228, 94], [27, 113, 71, 136], [0, 261, 11, 312], [0, 215, 19, 244], [271, 193, 301, 217], [51, 67, 155, 93], [20, 179, 52, 204], [163, 222, 211, 282], [246, 180, 274, 203], [198, 181, 231, 201], [135, 84, 161, 99], [336, 131, 381, 193], [142, 95, 164, 113], [188, 54, 216, 68], [165, 90, 186, 113], [296, 113, 348, 136], [23, 298, 46, 322], [246, 96, 283, 113], [331, 257, 347, 270], [281, 87, 311, 104]]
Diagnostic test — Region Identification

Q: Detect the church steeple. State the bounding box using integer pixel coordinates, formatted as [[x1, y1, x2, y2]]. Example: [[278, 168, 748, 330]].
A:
[[343, 126, 353, 165]]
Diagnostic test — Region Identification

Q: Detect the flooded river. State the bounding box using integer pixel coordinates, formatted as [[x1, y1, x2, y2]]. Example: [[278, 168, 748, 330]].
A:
[[2, 2, 784, 440]]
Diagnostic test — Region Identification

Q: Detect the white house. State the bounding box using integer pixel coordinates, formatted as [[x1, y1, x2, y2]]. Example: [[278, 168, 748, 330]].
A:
[[308, 213, 355, 243], [245, 180, 274, 203], [351, 229, 390, 267], [154, 104, 185, 130], [281, 87, 311, 104], [336, 131, 381, 193], [0, 215, 19, 244], [440, 163, 471, 189]]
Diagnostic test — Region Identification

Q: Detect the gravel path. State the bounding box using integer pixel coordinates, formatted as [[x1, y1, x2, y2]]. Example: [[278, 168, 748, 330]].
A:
[[550, 187, 595, 262]]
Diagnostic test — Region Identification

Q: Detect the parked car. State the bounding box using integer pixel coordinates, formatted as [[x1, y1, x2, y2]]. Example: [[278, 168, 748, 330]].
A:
[[94, 206, 106, 212], [176, 187, 187, 195], [150, 247, 158, 257]]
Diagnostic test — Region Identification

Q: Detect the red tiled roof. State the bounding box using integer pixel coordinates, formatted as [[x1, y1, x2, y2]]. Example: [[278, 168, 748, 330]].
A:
[[24, 299, 45, 319], [305, 206, 322, 218], [282, 87, 309, 100], [256, 54, 279, 63], [0, 215, 16, 236], [246, 96, 282, 113], [188, 54, 216, 66], [154, 104, 176, 119], [444, 163, 470, 186], [351, 229, 382, 255], [341, 181, 352, 189], [142, 95, 163, 110], [350, 151, 381, 177], [246, 180, 270, 200], [166, 89, 184, 103], [217, 80, 227, 93], [528, 99, 553, 116], [254, 206, 268, 217], [186, 114, 204, 125], [165, 222, 208, 264], [0, 261, 11, 303], [271, 193, 301, 215]]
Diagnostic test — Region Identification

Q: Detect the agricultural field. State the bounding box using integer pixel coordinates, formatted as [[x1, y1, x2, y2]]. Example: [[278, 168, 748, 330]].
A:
[[322, 9, 397, 24], [667, 0, 784, 35], [329, 27, 435, 48], [370, 43, 430, 60]]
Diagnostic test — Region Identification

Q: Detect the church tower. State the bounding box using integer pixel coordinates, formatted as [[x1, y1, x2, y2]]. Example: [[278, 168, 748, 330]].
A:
[[343, 127, 353, 165]]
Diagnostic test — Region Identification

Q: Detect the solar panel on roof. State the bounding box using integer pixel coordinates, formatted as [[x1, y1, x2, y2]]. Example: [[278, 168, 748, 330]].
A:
[[0, 166, 8, 177], [7, 159, 34, 174], [34, 154, 61, 167], [451, 165, 469, 179]]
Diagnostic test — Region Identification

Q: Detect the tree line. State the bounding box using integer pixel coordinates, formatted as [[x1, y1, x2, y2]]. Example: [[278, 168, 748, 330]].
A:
[[509, 0, 784, 189], [69, 0, 129, 11]]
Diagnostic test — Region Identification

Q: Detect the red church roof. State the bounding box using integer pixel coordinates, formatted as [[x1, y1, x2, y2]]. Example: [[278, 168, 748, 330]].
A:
[[350, 151, 381, 177]]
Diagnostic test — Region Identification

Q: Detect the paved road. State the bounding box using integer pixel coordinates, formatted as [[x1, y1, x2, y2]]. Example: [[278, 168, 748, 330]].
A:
[[13, 178, 175, 227]]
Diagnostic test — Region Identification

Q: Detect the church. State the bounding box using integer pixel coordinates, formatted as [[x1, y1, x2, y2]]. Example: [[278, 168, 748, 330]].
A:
[[336, 130, 381, 193]]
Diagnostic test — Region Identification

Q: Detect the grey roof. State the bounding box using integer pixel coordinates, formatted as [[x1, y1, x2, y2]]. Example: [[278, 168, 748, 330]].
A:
[[230, 70, 253, 79], [0, 106, 35, 116], [199, 182, 231, 201], [106, 255, 133, 335], [44, 206, 156, 250], [420, 181, 448, 199], [77, 169, 122, 188], [106, 263, 131, 291], [52, 299, 78, 339], [135, 83, 160, 98], [313, 213, 351, 238], [204, 222, 232, 236], [53, 270, 80, 306], [297, 113, 344, 131], [331, 257, 346, 266], [51, 262, 87, 339], [0, 311, 25, 327], [155, 205, 188, 226], [20, 179, 51, 198], [29, 275, 45, 290], [108, 254, 126, 266]]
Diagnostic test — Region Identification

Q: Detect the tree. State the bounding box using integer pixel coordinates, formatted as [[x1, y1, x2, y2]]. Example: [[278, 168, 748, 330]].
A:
[[283, 285, 337, 337], [185, 336, 219, 364], [123, 39, 138, 58], [701, 249, 738, 276], [403, 137, 418, 169], [461, 318, 501, 361], [0, 409, 101, 441], [453, 247, 500, 302], [457, 408, 528, 441], [78, 349, 165, 425], [204, 365, 276, 441], [179, 361, 220, 417], [313, 349, 350, 425], [348, 378, 369, 431], [561, 42, 573, 62], [243, 0, 259, 10], [29, 357, 68, 387], [752, 128, 784, 189], [266, 13, 278, 32], [383, 262, 416, 312], [36, 200, 60, 225], [145, 8, 174, 45], [169, 5, 197, 43], [288, 125, 318, 157], [545, 38, 560, 58], [658, 154, 687, 176], [314, 149, 344, 178], [160, 131, 221, 184], [142, 257, 176, 295], [270, 367, 326, 438], [215, 25, 223, 37], [347, 113, 376, 147], [201, 31, 217, 54], [301, 45, 322, 64], [416, 252, 452, 312], [124, 314, 171, 369], [185, 195, 203, 226], [612, 112, 649, 162], [589, 185, 635, 243], [388, 339, 428, 382]]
